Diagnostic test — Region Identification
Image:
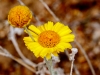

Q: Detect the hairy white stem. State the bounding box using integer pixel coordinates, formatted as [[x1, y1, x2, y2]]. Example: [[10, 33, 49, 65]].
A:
[[54, 68, 65, 75], [75, 40, 96, 75], [8, 26, 36, 68], [65, 50, 80, 75], [36, 60, 50, 75], [69, 48, 78, 75], [38, 0, 60, 22], [44, 58, 55, 75], [70, 59, 74, 75]]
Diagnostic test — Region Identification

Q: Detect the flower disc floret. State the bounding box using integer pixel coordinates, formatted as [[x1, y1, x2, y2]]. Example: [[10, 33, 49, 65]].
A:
[[8, 5, 32, 28], [23, 21, 75, 59], [38, 30, 60, 48]]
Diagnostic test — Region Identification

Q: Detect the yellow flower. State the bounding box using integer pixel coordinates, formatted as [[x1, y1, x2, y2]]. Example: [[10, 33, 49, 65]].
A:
[[8, 5, 32, 28], [23, 21, 75, 59]]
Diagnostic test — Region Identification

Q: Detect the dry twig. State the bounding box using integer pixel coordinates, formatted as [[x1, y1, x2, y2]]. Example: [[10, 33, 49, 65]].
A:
[[0, 46, 35, 73]]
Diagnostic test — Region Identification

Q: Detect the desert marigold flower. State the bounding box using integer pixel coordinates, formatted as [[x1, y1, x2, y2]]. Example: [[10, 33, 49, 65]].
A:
[[8, 5, 32, 28], [23, 21, 75, 59]]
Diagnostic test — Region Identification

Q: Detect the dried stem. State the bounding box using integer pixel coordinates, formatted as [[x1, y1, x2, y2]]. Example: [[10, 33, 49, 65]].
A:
[[0, 46, 35, 73], [65, 48, 78, 75], [38, 0, 60, 22], [12, 57, 36, 73], [0, 46, 13, 58], [17, 0, 25, 5], [75, 40, 96, 75], [73, 65, 80, 75], [70, 60, 74, 75]]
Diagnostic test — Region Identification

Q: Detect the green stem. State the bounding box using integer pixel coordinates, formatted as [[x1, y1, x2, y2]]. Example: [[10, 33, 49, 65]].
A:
[[44, 57, 55, 75], [25, 27, 35, 42]]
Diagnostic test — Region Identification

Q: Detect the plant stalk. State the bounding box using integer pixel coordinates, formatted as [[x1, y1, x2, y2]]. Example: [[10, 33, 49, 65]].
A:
[[44, 57, 55, 75]]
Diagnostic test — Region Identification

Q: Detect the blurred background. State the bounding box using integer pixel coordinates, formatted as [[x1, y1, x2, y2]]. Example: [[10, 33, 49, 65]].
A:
[[0, 0, 100, 75]]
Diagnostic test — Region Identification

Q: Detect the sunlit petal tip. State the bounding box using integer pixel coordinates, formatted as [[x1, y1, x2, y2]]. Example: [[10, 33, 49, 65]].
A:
[[48, 21, 53, 24], [38, 25, 45, 32], [24, 30, 26, 32], [46, 54, 52, 60], [52, 52, 58, 56], [48, 21, 53, 25], [23, 37, 28, 41], [23, 37, 33, 43], [53, 22, 65, 32], [56, 22, 64, 26], [68, 45, 72, 49], [34, 54, 39, 58], [73, 35, 75, 38]]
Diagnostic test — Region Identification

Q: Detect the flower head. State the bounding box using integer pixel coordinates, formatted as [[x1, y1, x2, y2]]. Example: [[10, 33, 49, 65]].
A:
[[23, 21, 75, 59], [8, 5, 32, 28]]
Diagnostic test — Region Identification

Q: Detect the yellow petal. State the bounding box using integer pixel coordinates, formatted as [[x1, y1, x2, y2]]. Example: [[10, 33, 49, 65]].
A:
[[52, 51, 58, 56], [56, 47, 64, 52], [61, 34, 75, 42], [47, 21, 53, 30], [62, 42, 72, 49], [62, 34, 75, 39], [28, 25, 41, 34], [62, 39, 74, 42], [38, 25, 45, 32], [46, 54, 51, 60], [58, 26, 72, 36], [26, 42, 39, 51], [34, 46, 43, 57], [50, 48, 54, 53], [44, 23, 48, 30], [56, 44, 65, 50], [38, 21, 53, 31], [40, 48, 48, 58], [23, 37, 32, 42], [52, 22, 64, 32]]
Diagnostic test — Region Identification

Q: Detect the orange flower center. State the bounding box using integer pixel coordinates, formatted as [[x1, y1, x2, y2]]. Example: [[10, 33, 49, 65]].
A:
[[8, 5, 32, 28], [38, 30, 60, 48]]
